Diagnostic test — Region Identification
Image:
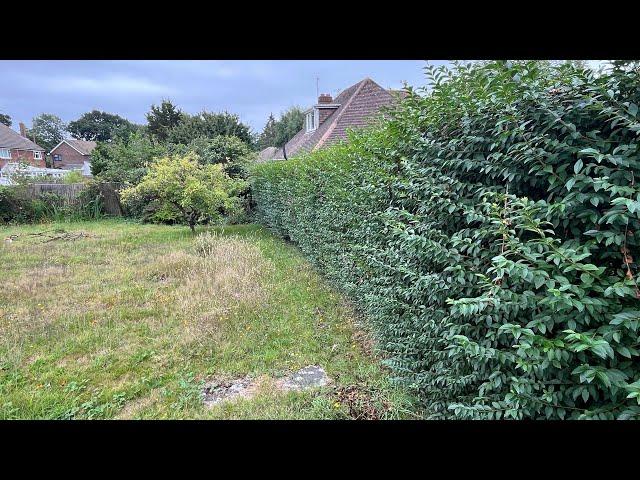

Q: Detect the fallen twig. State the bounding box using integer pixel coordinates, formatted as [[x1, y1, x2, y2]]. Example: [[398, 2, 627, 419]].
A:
[[4, 229, 93, 244], [42, 231, 92, 243]]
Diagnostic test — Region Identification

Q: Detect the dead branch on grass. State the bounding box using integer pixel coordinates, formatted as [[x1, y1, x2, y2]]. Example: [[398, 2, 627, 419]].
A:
[[4, 229, 94, 244]]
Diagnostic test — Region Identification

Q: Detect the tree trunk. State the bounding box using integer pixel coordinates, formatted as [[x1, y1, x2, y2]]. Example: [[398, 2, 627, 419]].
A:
[[188, 211, 198, 234]]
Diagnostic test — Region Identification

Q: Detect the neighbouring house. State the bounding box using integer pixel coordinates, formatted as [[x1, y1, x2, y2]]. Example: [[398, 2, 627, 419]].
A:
[[0, 122, 46, 170], [258, 77, 406, 162], [49, 138, 97, 177]]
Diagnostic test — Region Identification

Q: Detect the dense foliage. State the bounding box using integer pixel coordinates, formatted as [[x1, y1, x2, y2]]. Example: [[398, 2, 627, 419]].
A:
[[68, 110, 138, 142], [251, 60, 640, 419], [90, 132, 167, 184], [146, 100, 184, 142], [90, 102, 256, 225], [167, 136, 255, 178], [0, 182, 104, 224], [120, 154, 247, 231], [0, 186, 32, 223], [165, 111, 253, 147], [272, 107, 305, 149]]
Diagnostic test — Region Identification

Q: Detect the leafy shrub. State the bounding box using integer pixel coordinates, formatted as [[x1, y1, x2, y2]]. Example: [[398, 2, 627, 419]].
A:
[[120, 153, 247, 232], [0, 186, 36, 223], [119, 188, 159, 222], [0, 181, 104, 224], [22, 191, 102, 223], [251, 60, 640, 419], [73, 181, 104, 219]]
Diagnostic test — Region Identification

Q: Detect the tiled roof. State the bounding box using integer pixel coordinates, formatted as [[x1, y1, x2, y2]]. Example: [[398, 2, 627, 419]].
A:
[[257, 146, 279, 162], [0, 123, 45, 151], [388, 89, 410, 99], [54, 139, 97, 155], [259, 78, 401, 161]]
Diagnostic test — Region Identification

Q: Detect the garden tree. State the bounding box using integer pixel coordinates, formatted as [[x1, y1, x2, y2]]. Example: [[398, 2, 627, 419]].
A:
[[67, 110, 138, 142], [256, 113, 277, 149], [91, 131, 167, 184], [165, 111, 253, 147], [273, 107, 304, 157], [29, 113, 67, 151], [120, 154, 246, 232], [112, 121, 142, 141], [0, 112, 11, 127], [167, 135, 255, 178], [146, 99, 183, 142]]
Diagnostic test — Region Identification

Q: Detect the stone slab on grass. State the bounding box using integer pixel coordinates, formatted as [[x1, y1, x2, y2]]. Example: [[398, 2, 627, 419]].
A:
[[202, 377, 256, 407], [276, 365, 330, 391], [202, 365, 331, 407]]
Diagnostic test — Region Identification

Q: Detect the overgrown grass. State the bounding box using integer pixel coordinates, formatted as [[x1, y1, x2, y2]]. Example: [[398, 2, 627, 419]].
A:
[[0, 220, 414, 419]]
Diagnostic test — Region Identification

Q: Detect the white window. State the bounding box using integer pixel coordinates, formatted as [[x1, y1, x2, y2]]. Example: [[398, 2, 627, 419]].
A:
[[33, 151, 43, 160], [305, 109, 319, 132], [0, 148, 11, 159]]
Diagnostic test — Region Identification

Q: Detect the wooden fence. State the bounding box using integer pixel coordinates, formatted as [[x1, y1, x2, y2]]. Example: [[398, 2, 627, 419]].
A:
[[25, 182, 124, 216], [27, 183, 87, 206]]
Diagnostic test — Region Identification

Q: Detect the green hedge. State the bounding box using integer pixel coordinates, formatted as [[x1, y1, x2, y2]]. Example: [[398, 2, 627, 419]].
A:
[[251, 61, 640, 419]]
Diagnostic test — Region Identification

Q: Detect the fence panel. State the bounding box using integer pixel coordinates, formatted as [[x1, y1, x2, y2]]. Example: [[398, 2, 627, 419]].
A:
[[25, 182, 124, 216], [27, 183, 87, 207]]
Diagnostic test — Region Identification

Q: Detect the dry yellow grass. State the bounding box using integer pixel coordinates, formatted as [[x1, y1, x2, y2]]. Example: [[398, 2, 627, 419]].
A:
[[148, 233, 273, 345]]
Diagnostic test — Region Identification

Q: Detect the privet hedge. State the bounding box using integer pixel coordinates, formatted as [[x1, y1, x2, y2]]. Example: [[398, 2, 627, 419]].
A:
[[251, 61, 640, 419]]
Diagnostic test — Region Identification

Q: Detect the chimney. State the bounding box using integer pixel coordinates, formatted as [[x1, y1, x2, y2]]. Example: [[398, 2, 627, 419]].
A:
[[314, 93, 338, 125], [19, 122, 27, 137], [316, 93, 339, 125]]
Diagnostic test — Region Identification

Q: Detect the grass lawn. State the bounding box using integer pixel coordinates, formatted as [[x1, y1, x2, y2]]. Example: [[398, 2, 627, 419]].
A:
[[0, 219, 412, 419]]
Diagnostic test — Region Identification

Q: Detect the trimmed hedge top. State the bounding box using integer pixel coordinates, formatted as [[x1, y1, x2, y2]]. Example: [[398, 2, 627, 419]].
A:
[[251, 61, 640, 419]]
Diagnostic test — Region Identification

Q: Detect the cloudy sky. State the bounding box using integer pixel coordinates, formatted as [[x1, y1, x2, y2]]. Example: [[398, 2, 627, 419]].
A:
[[0, 60, 449, 134]]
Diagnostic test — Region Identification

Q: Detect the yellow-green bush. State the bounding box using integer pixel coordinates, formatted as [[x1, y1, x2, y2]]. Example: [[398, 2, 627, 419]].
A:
[[121, 153, 247, 232]]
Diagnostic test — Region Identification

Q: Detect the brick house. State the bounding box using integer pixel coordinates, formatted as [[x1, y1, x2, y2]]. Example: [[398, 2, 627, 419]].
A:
[[49, 138, 97, 176], [0, 122, 46, 169], [258, 77, 406, 161]]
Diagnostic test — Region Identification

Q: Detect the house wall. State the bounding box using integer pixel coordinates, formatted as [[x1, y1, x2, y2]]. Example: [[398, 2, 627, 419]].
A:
[[0, 149, 46, 169], [50, 142, 89, 169]]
